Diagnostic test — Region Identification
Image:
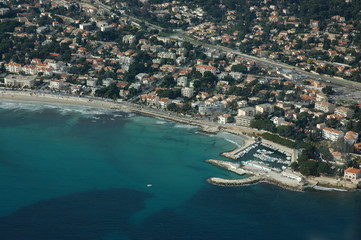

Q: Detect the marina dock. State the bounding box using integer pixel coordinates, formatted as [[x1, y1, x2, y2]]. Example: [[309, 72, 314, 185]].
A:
[[206, 159, 307, 190]]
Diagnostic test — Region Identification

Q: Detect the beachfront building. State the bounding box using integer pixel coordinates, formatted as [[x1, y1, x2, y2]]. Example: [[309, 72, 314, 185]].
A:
[[256, 103, 274, 114], [344, 167, 361, 180], [238, 107, 256, 117], [198, 102, 225, 115], [158, 98, 171, 109], [49, 79, 64, 89], [218, 114, 231, 124], [235, 116, 254, 127], [4, 75, 36, 88], [315, 101, 335, 113], [334, 106, 354, 118], [322, 127, 344, 142]]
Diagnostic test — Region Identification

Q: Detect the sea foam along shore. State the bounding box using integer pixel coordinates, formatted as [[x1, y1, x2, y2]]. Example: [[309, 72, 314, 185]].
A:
[[0, 90, 253, 140]]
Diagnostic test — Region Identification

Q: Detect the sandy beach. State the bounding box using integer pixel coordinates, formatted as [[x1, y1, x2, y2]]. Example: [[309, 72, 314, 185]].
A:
[[0, 90, 252, 140], [0, 90, 124, 110]]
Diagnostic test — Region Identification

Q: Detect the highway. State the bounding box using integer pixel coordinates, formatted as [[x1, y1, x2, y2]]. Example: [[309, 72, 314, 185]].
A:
[[85, 0, 361, 91]]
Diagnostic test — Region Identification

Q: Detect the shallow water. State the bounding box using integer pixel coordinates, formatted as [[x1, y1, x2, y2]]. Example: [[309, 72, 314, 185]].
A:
[[0, 100, 360, 240]]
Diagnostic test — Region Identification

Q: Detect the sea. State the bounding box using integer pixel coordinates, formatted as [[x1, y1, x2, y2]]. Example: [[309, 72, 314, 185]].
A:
[[0, 100, 360, 240]]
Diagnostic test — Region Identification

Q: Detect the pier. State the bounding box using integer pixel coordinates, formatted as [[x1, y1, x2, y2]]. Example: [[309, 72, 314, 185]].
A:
[[221, 139, 256, 160]]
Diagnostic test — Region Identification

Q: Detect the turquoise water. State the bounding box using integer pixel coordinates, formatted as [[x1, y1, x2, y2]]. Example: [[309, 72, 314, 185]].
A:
[[0, 100, 360, 240]]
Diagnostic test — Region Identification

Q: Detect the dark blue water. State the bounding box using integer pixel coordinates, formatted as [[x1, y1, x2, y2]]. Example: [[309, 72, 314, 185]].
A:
[[0, 100, 360, 240]]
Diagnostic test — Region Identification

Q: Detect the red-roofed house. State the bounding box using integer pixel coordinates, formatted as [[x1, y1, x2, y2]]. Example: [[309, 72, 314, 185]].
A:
[[344, 131, 359, 145], [344, 168, 361, 180]]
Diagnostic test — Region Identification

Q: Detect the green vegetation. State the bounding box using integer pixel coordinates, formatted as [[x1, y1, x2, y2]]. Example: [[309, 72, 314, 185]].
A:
[[291, 145, 331, 176], [262, 133, 310, 149], [95, 83, 120, 99]]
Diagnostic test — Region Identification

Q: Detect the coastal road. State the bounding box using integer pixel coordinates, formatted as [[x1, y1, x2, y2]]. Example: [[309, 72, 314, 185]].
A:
[[173, 33, 361, 90]]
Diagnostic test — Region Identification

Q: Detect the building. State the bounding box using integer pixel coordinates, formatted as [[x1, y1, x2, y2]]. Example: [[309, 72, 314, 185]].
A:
[[4, 75, 36, 88], [235, 116, 254, 127], [195, 65, 217, 76], [218, 114, 231, 124], [237, 100, 248, 108], [158, 98, 171, 109], [181, 87, 194, 98], [315, 101, 335, 113], [272, 117, 285, 127], [177, 76, 188, 87], [198, 102, 225, 115], [276, 102, 292, 110], [5, 62, 22, 73], [256, 103, 274, 114], [49, 79, 64, 89], [344, 167, 361, 180], [86, 78, 97, 87], [316, 123, 326, 130], [0, 8, 10, 16], [322, 127, 344, 142], [344, 131, 359, 145], [123, 35, 136, 44], [238, 107, 256, 117], [334, 106, 354, 118], [79, 23, 93, 31], [157, 52, 176, 59]]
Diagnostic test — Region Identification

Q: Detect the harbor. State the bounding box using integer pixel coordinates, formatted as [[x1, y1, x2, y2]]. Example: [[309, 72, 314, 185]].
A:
[[206, 159, 308, 190]]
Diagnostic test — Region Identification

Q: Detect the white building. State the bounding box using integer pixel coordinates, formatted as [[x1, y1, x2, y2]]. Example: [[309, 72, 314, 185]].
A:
[[322, 127, 344, 142], [177, 76, 188, 87], [102, 78, 114, 87], [315, 101, 335, 113], [135, 73, 148, 82], [86, 78, 97, 87], [181, 87, 194, 98], [117, 55, 134, 65], [218, 114, 231, 124], [272, 116, 285, 127], [235, 116, 254, 127], [157, 52, 176, 59], [195, 64, 217, 76], [5, 62, 22, 73], [123, 35, 136, 44], [49, 79, 64, 89], [238, 107, 256, 117], [79, 23, 93, 31], [256, 103, 274, 114], [334, 106, 354, 118], [4, 75, 36, 88]]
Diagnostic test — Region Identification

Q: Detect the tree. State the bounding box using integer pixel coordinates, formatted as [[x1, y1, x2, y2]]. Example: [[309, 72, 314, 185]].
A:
[[322, 86, 334, 95], [317, 162, 331, 175], [231, 64, 247, 73]]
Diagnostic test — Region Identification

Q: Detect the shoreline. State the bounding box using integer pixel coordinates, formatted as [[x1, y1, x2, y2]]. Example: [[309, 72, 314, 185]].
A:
[[2, 90, 359, 192], [0, 90, 250, 138]]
